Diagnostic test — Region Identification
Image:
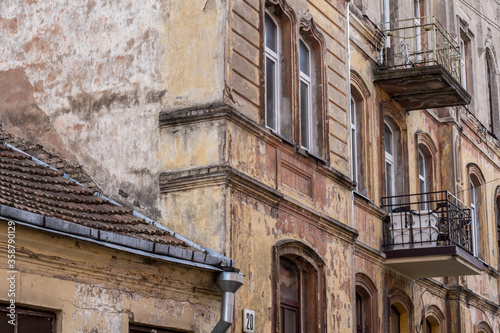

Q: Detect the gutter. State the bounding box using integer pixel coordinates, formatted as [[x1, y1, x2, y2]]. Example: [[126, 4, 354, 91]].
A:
[[211, 271, 244, 333]]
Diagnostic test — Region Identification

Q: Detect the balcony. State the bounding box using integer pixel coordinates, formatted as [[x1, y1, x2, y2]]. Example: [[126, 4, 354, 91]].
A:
[[382, 191, 483, 278], [374, 17, 471, 111]]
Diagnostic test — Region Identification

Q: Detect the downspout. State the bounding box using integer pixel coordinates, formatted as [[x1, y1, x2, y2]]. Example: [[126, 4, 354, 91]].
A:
[[347, 5, 358, 333], [211, 271, 244, 333]]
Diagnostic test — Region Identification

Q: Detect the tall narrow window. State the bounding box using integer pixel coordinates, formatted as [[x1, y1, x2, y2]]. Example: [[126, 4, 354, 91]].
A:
[[351, 97, 358, 189], [385, 123, 395, 203], [487, 57, 495, 134], [470, 180, 480, 256], [496, 195, 500, 268], [299, 39, 312, 150], [279, 258, 300, 333], [265, 13, 280, 132], [356, 292, 363, 333], [390, 305, 401, 333], [418, 149, 431, 210], [460, 40, 466, 89], [414, 0, 423, 62]]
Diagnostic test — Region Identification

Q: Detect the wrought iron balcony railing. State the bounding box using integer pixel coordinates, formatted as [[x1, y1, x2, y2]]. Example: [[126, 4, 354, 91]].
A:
[[381, 191, 473, 254], [379, 16, 462, 84]]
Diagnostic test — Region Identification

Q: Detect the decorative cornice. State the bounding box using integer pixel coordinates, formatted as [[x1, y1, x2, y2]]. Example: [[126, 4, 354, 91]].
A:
[[354, 241, 386, 266], [348, 4, 385, 52], [160, 104, 355, 190], [353, 194, 386, 219], [160, 164, 359, 244]]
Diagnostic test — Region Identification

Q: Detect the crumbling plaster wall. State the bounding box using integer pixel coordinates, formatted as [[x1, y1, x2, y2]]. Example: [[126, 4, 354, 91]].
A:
[[0, 0, 227, 218], [0, 224, 221, 332]]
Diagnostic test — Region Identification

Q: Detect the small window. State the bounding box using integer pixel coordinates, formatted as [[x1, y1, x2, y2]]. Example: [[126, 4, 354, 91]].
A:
[[265, 12, 281, 133], [0, 304, 55, 333]]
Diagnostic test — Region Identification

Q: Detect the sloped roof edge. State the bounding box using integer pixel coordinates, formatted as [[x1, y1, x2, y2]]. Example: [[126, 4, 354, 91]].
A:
[[0, 142, 235, 271]]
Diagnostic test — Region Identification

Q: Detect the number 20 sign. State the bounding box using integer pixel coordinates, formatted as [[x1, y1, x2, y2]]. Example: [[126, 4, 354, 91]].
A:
[[243, 309, 255, 333]]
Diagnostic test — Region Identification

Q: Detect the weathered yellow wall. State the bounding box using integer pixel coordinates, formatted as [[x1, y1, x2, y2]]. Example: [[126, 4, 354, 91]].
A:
[[0, 224, 221, 333]]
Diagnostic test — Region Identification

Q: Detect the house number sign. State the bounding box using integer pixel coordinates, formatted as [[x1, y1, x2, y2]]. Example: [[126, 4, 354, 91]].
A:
[[243, 309, 255, 333]]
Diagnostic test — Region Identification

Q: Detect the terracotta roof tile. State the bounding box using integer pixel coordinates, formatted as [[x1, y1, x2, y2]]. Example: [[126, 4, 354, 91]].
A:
[[0, 143, 182, 245]]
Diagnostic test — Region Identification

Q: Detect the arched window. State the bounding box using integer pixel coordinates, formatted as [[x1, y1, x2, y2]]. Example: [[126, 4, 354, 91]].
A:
[[388, 290, 413, 333], [355, 273, 378, 333], [274, 240, 325, 333], [384, 117, 403, 205], [424, 305, 445, 333], [418, 149, 431, 209], [476, 320, 493, 333], [350, 72, 371, 197], [468, 164, 485, 258]]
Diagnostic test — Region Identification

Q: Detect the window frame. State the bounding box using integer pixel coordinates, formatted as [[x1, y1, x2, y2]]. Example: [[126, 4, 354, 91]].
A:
[[0, 304, 56, 333], [299, 38, 312, 151], [387, 290, 413, 333], [384, 122, 396, 202], [351, 96, 358, 190], [355, 273, 378, 333], [273, 240, 325, 333], [265, 11, 281, 133]]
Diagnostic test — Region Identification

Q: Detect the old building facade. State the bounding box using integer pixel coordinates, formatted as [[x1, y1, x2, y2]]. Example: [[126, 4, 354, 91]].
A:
[[1, 0, 500, 332]]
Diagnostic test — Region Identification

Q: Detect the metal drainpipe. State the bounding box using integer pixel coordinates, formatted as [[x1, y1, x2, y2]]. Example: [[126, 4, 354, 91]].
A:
[[211, 271, 244, 333]]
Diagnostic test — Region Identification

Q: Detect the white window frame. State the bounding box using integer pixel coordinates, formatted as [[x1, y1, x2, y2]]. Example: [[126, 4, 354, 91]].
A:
[[351, 97, 358, 190], [265, 12, 281, 133], [418, 150, 428, 210], [470, 180, 480, 256], [299, 38, 312, 151], [384, 123, 396, 204], [414, 0, 422, 62], [460, 39, 467, 89]]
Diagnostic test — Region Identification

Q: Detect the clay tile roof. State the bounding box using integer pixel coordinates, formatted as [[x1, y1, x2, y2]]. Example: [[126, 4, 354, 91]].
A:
[[0, 143, 234, 270]]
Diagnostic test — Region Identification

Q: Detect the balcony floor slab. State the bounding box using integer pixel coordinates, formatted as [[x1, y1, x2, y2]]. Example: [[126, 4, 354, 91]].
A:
[[374, 65, 471, 111], [384, 245, 483, 278]]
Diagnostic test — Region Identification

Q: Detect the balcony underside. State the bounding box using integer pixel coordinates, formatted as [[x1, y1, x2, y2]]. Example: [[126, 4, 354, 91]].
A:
[[384, 245, 483, 278], [374, 65, 471, 111]]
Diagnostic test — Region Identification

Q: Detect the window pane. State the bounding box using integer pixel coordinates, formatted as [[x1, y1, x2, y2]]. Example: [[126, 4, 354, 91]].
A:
[[265, 14, 277, 52], [18, 313, 53, 333], [351, 98, 355, 124], [418, 152, 424, 177], [0, 317, 14, 333], [386, 162, 393, 197], [284, 309, 297, 333], [266, 58, 276, 130], [280, 259, 299, 302], [299, 40, 309, 75], [384, 124, 392, 154], [300, 81, 309, 149], [352, 128, 357, 184]]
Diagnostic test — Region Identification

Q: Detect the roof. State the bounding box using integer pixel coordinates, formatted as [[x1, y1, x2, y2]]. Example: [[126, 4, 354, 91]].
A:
[[0, 142, 234, 271]]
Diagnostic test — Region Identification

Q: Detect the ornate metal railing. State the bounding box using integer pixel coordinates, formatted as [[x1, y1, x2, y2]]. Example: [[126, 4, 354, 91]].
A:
[[381, 191, 473, 254], [379, 17, 462, 84]]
